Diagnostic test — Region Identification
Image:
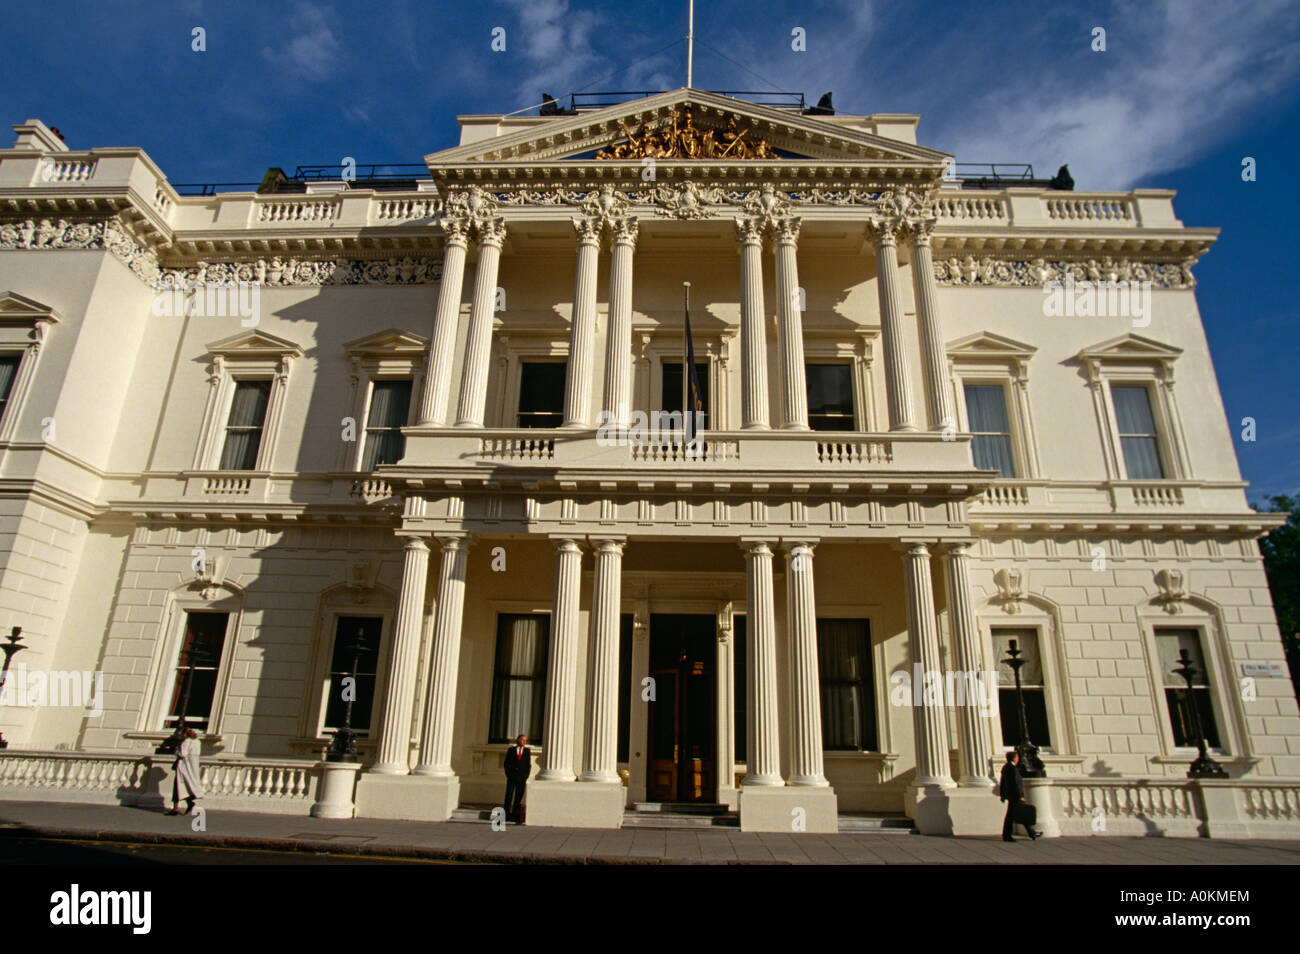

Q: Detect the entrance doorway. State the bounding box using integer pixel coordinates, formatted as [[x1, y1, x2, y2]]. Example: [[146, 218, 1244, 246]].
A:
[[647, 614, 716, 803]]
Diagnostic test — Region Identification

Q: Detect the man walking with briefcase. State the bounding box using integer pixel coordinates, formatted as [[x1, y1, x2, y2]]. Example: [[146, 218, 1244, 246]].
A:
[[1000, 750, 1041, 841]]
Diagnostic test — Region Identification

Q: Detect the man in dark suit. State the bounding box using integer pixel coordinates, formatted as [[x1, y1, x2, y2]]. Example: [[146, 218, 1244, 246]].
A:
[[999, 750, 1040, 841], [503, 734, 531, 824]]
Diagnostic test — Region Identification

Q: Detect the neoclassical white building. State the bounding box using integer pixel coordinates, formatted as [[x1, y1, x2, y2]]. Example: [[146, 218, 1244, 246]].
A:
[[0, 89, 1296, 837]]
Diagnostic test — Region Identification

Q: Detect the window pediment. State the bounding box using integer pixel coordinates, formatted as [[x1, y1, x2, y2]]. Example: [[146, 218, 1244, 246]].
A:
[[206, 329, 304, 362], [0, 290, 60, 347], [342, 328, 429, 359]]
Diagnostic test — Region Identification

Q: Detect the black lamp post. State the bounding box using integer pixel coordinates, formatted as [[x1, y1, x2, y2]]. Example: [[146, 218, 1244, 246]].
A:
[[0, 626, 28, 749], [1003, 639, 1046, 778], [327, 628, 371, 763], [156, 639, 214, 755], [1173, 648, 1227, 779]]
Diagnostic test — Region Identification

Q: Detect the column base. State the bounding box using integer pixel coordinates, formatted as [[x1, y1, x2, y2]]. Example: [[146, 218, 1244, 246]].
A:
[[904, 782, 962, 835], [911, 784, 1006, 836], [1023, 778, 1061, 838], [353, 772, 460, 821], [310, 761, 363, 819], [739, 784, 837, 833], [717, 785, 740, 811], [524, 780, 625, 828]]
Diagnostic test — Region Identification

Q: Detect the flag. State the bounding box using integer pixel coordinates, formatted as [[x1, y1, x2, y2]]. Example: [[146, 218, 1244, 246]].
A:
[[683, 283, 704, 444]]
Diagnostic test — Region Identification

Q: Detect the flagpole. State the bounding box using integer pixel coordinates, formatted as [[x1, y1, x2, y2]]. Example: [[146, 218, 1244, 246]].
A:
[[682, 281, 690, 440], [686, 0, 695, 88]]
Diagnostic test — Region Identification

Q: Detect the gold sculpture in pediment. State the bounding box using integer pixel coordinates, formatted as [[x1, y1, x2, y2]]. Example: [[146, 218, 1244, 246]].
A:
[[595, 108, 776, 160]]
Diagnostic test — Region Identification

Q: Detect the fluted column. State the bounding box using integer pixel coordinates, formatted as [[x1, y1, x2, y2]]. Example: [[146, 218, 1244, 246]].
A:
[[736, 217, 770, 429], [741, 540, 782, 785], [454, 218, 506, 426], [538, 537, 583, 781], [944, 542, 995, 786], [870, 222, 920, 432], [773, 217, 809, 430], [412, 535, 470, 776], [581, 538, 625, 782], [601, 220, 637, 428], [563, 217, 601, 428], [909, 225, 955, 430], [901, 541, 955, 787], [371, 536, 430, 774], [785, 541, 827, 786], [416, 221, 470, 425]]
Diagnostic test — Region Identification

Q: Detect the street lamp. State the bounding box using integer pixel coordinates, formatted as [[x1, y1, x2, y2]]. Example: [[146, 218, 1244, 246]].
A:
[[0, 626, 27, 749], [156, 638, 215, 755], [1002, 639, 1046, 778], [326, 627, 371, 763], [1173, 648, 1227, 779]]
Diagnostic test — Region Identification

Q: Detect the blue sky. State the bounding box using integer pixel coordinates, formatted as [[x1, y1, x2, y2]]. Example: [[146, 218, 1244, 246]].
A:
[[2, 0, 1297, 501]]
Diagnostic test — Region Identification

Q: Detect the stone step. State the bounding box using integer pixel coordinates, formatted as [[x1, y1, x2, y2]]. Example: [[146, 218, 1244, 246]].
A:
[[622, 810, 740, 829], [837, 814, 916, 833], [631, 802, 731, 815]]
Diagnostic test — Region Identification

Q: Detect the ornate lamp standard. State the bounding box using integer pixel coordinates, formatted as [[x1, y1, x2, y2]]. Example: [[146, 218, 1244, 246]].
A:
[[1002, 639, 1046, 778], [0, 626, 28, 749], [1173, 648, 1227, 779], [155, 638, 215, 755], [326, 627, 371, 763]]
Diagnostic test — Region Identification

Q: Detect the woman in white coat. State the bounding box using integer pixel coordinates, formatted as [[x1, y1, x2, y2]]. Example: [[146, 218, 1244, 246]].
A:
[[166, 727, 204, 815]]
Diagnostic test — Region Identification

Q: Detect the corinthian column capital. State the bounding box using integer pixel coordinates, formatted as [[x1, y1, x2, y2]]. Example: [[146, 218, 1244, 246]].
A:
[[441, 214, 472, 246], [476, 217, 507, 248], [609, 216, 639, 248], [734, 215, 763, 246], [772, 215, 801, 246], [573, 215, 602, 245]]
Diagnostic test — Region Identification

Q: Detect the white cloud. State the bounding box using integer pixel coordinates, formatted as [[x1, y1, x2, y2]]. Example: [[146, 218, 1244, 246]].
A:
[[262, 2, 341, 83], [498, 0, 605, 108], [942, 0, 1300, 188]]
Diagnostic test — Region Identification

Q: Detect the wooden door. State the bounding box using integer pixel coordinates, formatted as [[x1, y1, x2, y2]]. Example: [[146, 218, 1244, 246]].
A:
[[646, 667, 679, 801]]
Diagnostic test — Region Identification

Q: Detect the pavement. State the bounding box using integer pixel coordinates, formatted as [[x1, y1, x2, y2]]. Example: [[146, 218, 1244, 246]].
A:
[[1, 799, 1298, 864]]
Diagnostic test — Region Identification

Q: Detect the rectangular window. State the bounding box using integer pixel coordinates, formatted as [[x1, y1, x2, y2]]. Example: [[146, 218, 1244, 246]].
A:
[[517, 362, 566, 428], [166, 611, 229, 730], [360, 379, 412, 470], [219, 379, 272, 470], [1112, 385, 1165, 479], [617, 614, 633, 763], [662, 361, 710, 431], [1157, 628, 1221, 748], [0, 354, 20, 420], [964, 383, 1016, 477], [323, 616, 383, 733], [993, 628, 1052, 749], [806, 364, 855, 431], [818, 619, 877, 750], [489, 613, 549, 743], [733, 615, 747, 764]]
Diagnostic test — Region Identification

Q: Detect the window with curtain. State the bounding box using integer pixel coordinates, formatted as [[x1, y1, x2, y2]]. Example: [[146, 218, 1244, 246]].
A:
[[0, 354, 20, 420], [806, 364, 855, 431], [517, 362, 566, 428], [817, 619, 877, 750], [992, 627, 1052, 748], [488, 613, 549, 743], [323, 616, 383, 733], [964, 383, 1016, 477], [166, 611, 229, 730], [361, 379, 412, 470], [1112, 384, 1165, 479], [219, 379, 272, 470], [1157, 628, 1221, 748], [661, 361, 710, 431]]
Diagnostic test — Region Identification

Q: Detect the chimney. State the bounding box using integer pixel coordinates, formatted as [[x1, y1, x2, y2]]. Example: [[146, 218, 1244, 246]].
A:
[[11, 119, 69, 152]]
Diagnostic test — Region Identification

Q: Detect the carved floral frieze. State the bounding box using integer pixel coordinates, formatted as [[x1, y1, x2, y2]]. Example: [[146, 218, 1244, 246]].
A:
[[934, 255, 1196, 289]]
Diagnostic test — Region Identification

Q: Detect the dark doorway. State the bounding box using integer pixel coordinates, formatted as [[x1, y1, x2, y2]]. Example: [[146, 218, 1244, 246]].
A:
[[647, 614, 716, 803]]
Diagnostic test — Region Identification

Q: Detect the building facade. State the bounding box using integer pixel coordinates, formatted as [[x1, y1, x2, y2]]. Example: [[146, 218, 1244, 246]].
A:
[[0, 89, 1296, 836]]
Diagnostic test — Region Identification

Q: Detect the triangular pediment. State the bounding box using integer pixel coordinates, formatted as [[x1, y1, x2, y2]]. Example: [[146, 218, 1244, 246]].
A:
[[947, 331, 1037, 359], [207, 329, 304, 358], [0, 290, 61, 326], [343, 328, 429, 356], [1078, 333, 1182, 363], [427, 88, 949, 168]]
